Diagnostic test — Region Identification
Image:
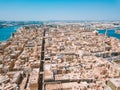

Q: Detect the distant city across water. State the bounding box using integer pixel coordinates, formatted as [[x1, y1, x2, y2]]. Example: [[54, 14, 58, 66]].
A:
[[0, 25, 120, 42]]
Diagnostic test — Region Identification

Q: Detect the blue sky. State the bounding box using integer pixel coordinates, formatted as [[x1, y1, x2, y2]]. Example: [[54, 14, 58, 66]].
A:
[[0, 0, 120, 21]]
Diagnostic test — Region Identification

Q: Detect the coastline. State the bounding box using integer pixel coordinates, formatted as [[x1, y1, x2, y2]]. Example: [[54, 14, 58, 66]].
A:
[[0, 26, 120, 43], [0, 25, 20, 42]]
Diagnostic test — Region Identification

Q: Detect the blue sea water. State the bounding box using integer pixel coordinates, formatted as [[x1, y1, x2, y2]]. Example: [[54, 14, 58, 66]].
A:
[[0, 26, 120, 42], [97, 29, 120, 39], [0, 26, 20, 41]]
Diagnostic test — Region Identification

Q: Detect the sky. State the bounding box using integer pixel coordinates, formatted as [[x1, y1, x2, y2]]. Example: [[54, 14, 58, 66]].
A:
[[0, 0, 120, 21]]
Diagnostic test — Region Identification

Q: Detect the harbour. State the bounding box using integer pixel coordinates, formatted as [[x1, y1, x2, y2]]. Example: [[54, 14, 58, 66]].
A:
[[98, 29, 120, 39], [0, 26, 20, 41]]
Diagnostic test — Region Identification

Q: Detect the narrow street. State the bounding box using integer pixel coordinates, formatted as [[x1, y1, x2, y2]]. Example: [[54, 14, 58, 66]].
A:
[[39, 28, 46, 90]]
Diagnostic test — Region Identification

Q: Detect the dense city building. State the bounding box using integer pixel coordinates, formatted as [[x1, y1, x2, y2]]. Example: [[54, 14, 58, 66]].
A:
[[0, 22, 120, 90]]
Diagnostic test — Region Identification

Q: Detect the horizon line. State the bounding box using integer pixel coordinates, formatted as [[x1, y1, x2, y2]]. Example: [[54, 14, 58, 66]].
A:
[[1, 19, 120, 22]]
